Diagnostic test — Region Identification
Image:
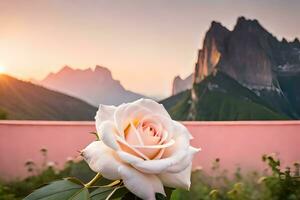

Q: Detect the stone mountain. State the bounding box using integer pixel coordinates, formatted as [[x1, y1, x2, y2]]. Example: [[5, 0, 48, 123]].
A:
[[167, 17, 300, 120], [39, 65, 145, 106]]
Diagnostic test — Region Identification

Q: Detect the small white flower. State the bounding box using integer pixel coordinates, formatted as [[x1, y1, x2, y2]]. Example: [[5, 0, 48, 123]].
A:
[[47, 161, 56, 168], [66, 156, 74, 162], [82, 98, 200, 200]]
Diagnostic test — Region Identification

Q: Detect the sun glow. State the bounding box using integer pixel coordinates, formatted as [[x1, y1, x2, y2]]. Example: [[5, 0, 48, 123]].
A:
[[0, 66, 6, 74]]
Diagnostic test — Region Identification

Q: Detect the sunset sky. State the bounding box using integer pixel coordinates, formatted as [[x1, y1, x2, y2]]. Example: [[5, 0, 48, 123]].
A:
[[0, 0, 299, 98]]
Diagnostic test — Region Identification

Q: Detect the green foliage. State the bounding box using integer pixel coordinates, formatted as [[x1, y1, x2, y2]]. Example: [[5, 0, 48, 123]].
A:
[[90, 186, 128, 200], [24, 178, 129, 200], [0, 148, 91, 200], [0, 148, 131, 200], [155, 193, 168, 200], [192, 91, 286, 121], [261, 155, 300, 200], [24, 179, 88, 200], [0, 185, 15, 200], [171, 156, 300, 200], [0, 160, 75, 199], [1, 152, 299, 200], [278, 72, 300, 115], [0, 107, 8, 119], [167, 91, 191, 120]]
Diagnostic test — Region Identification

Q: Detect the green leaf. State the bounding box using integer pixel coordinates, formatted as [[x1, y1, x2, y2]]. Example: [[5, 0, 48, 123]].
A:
[[90, 186, 128, 200], [121, 192, 142, 200], [89, 132, 100, 140], [155, 193, 167, 200], [24, 179, 90, 200], [66, 177, 85, 186], [109, 187, 129, 199], [70, 188, 90, 200], [164, 187, 174, 199]]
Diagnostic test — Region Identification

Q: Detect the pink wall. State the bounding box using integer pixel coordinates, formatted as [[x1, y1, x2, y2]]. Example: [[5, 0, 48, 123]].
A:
[[0, 120, 300, 181]]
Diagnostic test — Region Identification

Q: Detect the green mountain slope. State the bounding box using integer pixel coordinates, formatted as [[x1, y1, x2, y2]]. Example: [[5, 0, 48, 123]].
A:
[[277, 72, 300, 116], [0, 74, 97, 120], [161, 90, 191, 120], [161, 72, 289, 121]]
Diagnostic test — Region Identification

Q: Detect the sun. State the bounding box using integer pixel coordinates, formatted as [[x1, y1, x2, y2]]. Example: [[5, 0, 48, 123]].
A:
[[0, 66, 6, 74]]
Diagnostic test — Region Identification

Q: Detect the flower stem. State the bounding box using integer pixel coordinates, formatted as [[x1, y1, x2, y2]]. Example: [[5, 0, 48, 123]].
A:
[[105, 186, 124, 200], [84, 173, 102, 188]]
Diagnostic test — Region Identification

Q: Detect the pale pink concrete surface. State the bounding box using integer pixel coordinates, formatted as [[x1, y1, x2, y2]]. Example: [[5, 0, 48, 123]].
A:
[[0, 120, 300, 181]]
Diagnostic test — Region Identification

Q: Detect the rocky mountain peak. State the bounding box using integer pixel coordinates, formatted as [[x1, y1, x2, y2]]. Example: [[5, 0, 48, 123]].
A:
[[292, 38, 300, 48], [39, 65, 145, 106], [94, 65, 108, 72], [207, 20, 230, 43], [168, 16, 300, 120], [172, 74, 193, 95], [282, 38, 288, 44], [194, 20, 229, 83], [209, 21, 229, 34], [174, 75, 182, 82], [235, 16, 261, 29], [94, 65, 112, 78], [193, 16, 286, 89], [59, 65, 73, 73]]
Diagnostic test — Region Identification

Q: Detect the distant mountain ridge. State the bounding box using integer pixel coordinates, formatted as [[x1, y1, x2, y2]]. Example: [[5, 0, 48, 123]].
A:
[[39, 65, 145, 106], [166, 17, 300, 120], [0, 74, 96, 120], [172, 74, 193, 95], [162, 72, 288, 121]]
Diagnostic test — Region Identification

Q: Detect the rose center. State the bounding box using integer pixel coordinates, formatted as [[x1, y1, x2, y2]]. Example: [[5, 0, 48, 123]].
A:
[[119, 121, 163, 160]]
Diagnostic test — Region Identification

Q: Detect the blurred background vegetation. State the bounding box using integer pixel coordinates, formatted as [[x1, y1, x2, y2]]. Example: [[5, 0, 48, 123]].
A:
[[0, 149, 299, 200], [0, 107, 7, 119]]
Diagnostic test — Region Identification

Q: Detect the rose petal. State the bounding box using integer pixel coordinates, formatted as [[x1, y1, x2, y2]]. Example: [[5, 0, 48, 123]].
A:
[[95, 105, 116, 134], [135, 98, 170, 118], [140, 127, 161, 145], [144, 115, 192, 142], [126, 122, 144, 145], [114, 99, 170, 138], [140, 119, 163, 137], [118, 165, 165, 200], [132, 139, 175, 149], [132, 147, 188, 174], [114, 103, 152, 138], [161, 118, 193, 141], [131, 127, 161, 159], [99, 120, 120, 150], [159, 163, 192, 190], [117, 136, 150, 160], [82, 141, 123, 180], [158, 130, 169, 145], [161, 133, 190, 158], [135, 147, 160, 160], [172, 120, 194, 140], [117, 150, 145, 164], [116, 129, 198, 174], [152, 148, 165, 160], [166, 146, 200, 173], [132, 139, 175, 159], [125, 135, 191, 174]]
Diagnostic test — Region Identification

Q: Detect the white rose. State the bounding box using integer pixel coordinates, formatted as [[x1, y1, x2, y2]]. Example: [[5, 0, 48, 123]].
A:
[[82, 99, 200, 200]]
